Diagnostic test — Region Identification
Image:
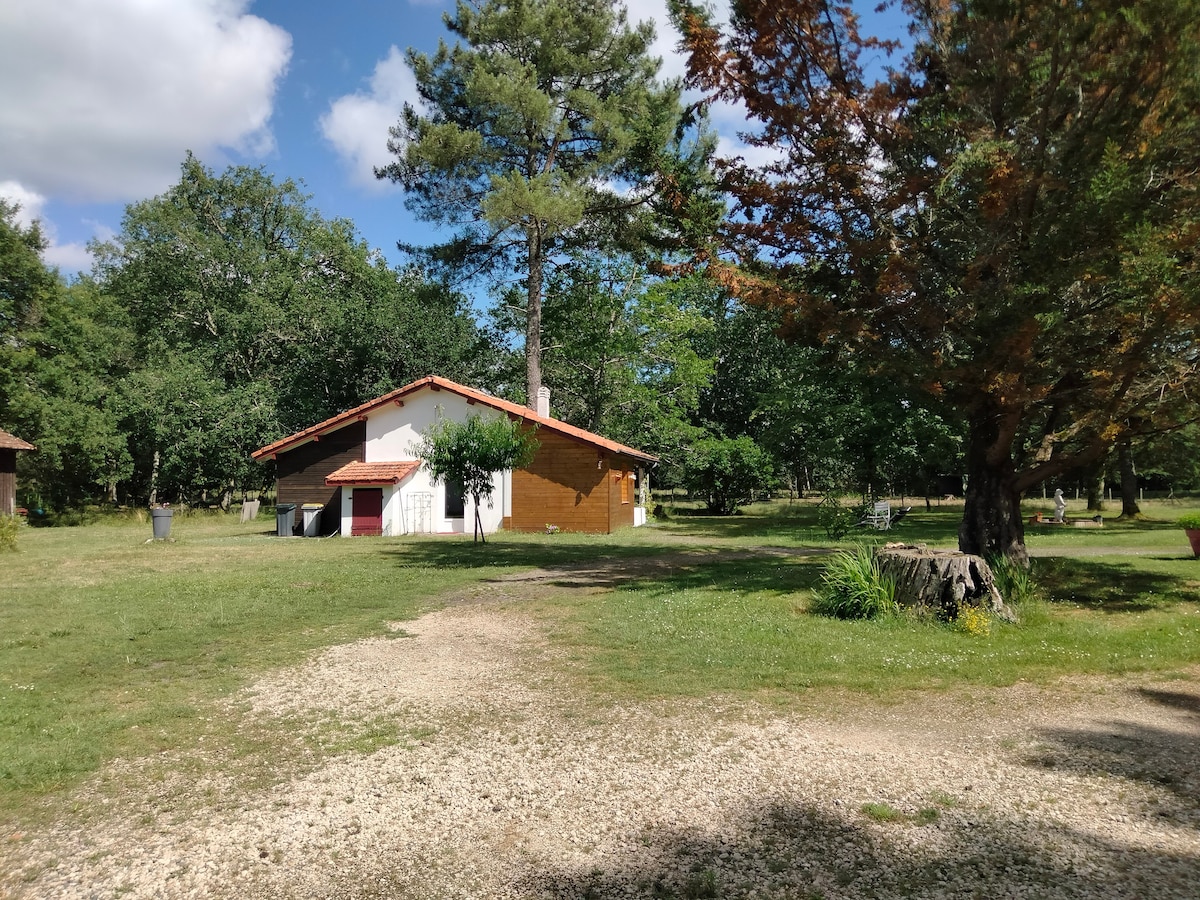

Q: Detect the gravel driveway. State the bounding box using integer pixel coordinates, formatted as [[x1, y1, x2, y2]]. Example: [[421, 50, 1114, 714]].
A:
[[4, 555, 1199, 899]]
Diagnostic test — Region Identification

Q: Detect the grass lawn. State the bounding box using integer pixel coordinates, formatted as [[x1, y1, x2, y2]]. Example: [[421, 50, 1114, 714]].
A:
[[2, 500, 1199, 825]]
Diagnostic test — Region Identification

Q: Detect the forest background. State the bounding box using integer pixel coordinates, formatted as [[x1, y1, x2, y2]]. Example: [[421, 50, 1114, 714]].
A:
[[2, 0, 1198, 551]]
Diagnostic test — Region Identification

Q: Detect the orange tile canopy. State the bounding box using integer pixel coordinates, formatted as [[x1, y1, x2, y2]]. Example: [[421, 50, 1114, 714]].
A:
[[325, 460, 421, 486]]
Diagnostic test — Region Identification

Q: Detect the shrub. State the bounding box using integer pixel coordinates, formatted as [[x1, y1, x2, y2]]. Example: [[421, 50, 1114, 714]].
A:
[[0, 515, 17, 552], [813, 546, 897, 619], [816, 494, 855, 540], [682, 436, 775, 516]]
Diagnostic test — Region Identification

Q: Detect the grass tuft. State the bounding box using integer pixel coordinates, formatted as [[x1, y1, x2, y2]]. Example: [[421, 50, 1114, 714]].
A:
[[812, 546, 897, 620]]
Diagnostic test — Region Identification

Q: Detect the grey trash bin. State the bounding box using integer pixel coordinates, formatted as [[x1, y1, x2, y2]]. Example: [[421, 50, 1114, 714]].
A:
[[275, 503, 296, 537], [150, 507, 173, 540], [301, 503, 323, 537]]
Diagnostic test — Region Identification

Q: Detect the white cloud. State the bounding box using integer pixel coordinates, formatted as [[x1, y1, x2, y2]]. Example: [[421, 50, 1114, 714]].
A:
[[320, 46, 417, 192], [42, 239, 98, 275], [0, 0, 291, 204], [0, 181, 47, 228], [0, 181, 115, 275]]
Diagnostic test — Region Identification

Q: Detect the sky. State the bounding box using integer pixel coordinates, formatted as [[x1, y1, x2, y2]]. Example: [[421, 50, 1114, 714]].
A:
[[0, 0, 909, 279]]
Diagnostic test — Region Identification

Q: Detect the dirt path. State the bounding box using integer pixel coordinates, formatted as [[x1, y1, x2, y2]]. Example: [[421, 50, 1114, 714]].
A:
[[4, 551, 1199, 899]]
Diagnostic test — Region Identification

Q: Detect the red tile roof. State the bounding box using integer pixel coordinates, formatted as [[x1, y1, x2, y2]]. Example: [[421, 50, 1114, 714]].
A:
[[252, 376, 657, 464], [0, 428, 35, 451], [325, 460, 421, 486]]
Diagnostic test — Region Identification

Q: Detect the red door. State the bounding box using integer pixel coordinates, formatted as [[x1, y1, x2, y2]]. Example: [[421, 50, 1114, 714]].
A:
[[351, 488, 383, 536]]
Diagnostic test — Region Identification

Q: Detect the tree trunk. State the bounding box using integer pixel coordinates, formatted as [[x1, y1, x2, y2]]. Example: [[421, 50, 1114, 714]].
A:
[[149, 449, 160, 506], [1086, 464, 1105, 511], [958, 410, 1028, 566], [1118, 438, 1140, 518], [876, 545, 1015, 621], [525, 224, 543, 410]]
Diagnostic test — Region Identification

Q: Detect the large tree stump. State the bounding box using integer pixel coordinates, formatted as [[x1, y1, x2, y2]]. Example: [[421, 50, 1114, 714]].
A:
[[876, 543, 1015, 621]]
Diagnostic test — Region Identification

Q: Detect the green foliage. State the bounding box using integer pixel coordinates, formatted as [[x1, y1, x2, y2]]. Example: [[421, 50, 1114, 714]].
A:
[[674, 0, 1200, 562], [88, 154, 487, 507], [989, 555, 1041, 609], [815, 494, 855, 540], [813, 546, 898, 620], [682, 435, 774, 515], [413, 413, 540, 542], [860, 802, 903, 823], [1175, 512, 1200, 530], [0, 515, 17, 552], [380, 0, 705, 401], [0, 204, 135, 509]]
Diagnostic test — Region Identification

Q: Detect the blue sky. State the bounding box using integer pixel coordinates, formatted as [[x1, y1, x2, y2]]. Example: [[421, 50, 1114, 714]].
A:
[[1, 0, 909, 279]]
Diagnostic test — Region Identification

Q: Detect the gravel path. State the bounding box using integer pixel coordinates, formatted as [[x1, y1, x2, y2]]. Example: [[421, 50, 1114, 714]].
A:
[[4, 557, 1199, 899]]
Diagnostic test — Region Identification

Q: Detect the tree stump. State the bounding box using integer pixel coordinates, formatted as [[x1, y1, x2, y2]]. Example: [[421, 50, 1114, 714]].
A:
[[876, 544, 1015, 621]]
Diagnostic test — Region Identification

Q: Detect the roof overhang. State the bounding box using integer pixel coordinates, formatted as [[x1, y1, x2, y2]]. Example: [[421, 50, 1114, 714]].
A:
[[325, 460, 421, 487]]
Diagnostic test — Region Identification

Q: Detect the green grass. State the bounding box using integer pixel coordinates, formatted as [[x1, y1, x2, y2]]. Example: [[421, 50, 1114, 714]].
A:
[[539, 499, 1200, 698], [2, 499, 1199, 827], [544, 549, 1199, 699]]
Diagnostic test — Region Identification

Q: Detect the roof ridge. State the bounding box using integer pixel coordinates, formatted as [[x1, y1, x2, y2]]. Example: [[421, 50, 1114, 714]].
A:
[[252, 376, 656, 464]]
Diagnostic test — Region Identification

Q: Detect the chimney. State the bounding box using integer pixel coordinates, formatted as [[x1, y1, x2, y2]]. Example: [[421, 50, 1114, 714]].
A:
[[536, 386, 551, 418]]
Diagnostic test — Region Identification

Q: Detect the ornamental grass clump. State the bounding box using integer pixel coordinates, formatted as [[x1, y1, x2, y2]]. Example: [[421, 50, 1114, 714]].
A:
[[988, 554, 1041, 609], [813, 545, 897, 619]]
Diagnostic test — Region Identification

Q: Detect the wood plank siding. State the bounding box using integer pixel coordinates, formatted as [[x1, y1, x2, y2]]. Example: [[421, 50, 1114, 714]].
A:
[[507, 430, 640, 533], [275, 421, 365, 533], [0, 449, 15, 516]]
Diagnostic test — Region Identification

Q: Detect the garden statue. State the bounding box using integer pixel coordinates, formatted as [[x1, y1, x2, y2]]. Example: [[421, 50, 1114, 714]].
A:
[[1053, 489, 1067, 523]]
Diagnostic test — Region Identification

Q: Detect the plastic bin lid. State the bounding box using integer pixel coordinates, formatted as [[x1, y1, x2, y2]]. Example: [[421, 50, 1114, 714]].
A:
[[275, 503, 296, 511], [301, 503, 323, 510]]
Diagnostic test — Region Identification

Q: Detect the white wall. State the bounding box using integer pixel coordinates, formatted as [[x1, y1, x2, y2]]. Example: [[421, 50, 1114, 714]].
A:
[[352, 387, 512, 535]]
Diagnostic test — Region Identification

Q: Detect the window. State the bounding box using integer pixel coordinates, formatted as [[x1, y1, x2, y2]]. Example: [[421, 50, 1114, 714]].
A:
[[444, 479, 465, 518], [620, 471, 631, 504]]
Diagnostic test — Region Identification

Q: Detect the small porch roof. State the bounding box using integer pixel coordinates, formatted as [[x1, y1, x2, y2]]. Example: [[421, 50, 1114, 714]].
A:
[[325, 460, 421, 486]]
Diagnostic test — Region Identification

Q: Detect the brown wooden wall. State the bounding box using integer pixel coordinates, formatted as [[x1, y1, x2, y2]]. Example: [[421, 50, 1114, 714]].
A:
[[609, 463, 635, 530], [274, 421, 364, 533], [507, 431, 642, 533], [0, 449, 15, 516]]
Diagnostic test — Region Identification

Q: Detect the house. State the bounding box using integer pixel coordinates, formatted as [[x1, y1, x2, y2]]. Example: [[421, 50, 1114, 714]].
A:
[[251, 376, 656, 536], [0, 428, 35, 517]]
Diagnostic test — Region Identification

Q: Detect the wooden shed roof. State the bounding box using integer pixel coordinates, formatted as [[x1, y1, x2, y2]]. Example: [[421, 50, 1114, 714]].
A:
[[0, 428, 35, 451], [252, 376, 658, 465]]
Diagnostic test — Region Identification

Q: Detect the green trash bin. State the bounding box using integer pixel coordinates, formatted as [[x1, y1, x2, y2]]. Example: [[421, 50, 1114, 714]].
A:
[[275, 503, 296, 537]]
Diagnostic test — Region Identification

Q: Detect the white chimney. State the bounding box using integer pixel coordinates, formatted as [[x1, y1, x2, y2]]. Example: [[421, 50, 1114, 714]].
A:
[[536, 386, 551, 418]]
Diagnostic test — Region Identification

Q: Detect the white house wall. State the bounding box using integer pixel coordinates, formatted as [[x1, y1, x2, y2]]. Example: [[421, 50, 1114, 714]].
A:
[[348, 387, 512, 535]]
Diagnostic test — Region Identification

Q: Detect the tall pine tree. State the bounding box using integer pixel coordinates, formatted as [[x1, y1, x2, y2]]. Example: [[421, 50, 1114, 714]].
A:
[[377, 0, 697, 407]]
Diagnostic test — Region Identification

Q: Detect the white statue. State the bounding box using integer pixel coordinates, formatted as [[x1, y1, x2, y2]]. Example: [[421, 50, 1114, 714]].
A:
[[1053, 488, 1067, 523]]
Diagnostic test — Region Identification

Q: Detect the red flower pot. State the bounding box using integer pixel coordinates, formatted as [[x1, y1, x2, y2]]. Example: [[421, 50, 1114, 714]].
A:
[[1187, 529, 1200, 559]]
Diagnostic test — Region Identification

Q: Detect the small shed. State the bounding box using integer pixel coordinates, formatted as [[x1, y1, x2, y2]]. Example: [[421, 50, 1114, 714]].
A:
[[0, 428, 35, 516]]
